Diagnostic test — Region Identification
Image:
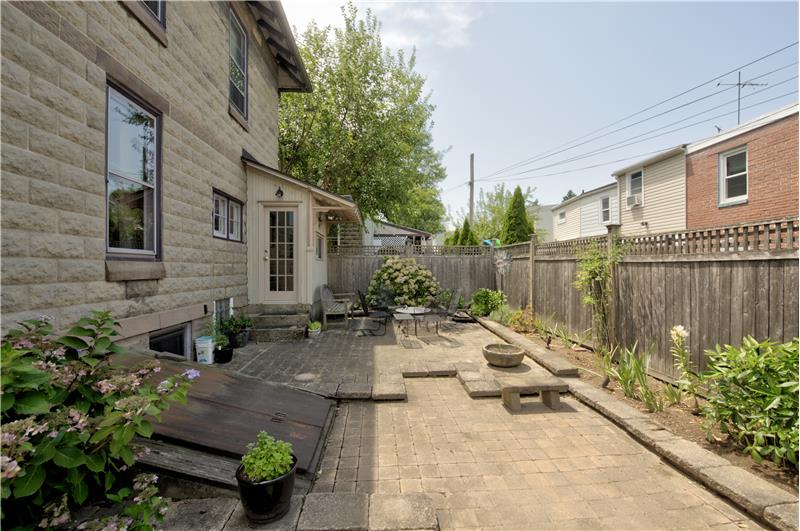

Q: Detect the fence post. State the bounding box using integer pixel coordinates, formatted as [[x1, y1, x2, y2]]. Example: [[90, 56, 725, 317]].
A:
[[606, 224, 621, 348], [489, 245, 497, 290], [404, 241, 413, 256], [528, 233, 537, 314]]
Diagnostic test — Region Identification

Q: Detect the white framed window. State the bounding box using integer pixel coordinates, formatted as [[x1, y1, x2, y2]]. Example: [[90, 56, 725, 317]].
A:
[[626, 170, 643, 208], [213, 191, 243, 241], [719, 146, 748, 205], [106, 86, 159, 255], [600, 196, 611, 223], [315, 233, 324, 260], [213, 298, 233, 324], [557, 211, 566, 224], [229, 9, 247, 117]]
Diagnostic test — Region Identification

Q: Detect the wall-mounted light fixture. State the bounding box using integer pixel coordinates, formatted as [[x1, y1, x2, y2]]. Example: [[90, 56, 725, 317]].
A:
[[275, 187, 284, 198]]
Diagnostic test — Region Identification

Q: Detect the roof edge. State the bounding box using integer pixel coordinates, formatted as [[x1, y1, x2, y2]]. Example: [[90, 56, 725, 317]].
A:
[[554, 182, 617, 209], [612, 145, 687, 177], [687, 103, 798, 154]]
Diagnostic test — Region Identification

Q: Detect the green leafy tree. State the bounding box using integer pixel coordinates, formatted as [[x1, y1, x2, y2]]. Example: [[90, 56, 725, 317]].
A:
[[279, 4, 446, 231], [468, 184, 538, 242], [459, 218, 479, 245], [562, 189, 577, 202], [500, 186, 535, 244], [445, 227, 461, 246]]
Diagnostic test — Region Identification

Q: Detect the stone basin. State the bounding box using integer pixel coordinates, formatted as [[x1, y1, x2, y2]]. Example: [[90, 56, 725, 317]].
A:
[[482, 343, 525, 367]]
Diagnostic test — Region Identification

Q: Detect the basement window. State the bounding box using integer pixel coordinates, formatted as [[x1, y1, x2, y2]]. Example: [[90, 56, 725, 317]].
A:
[[149, 323, 191, 358]]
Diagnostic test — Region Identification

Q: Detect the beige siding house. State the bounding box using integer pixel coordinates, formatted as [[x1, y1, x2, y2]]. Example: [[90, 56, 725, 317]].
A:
[[0, 2, 354, 353], [612, 146, 687, 235], [551, 183, 618, 241]]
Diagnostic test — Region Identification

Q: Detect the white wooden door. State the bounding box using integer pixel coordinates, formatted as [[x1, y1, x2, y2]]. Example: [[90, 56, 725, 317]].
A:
[[264, 207, 297, 302]]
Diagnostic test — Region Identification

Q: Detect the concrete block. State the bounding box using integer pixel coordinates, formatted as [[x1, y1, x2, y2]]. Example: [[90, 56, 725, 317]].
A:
[[224, 495, 305, 531], [696, 465, 797, 518], [425, 362, 456, 377], [652, 438, 731, 472], [462, 379, 501, 398], [368, 493, 436, 530], [372, 382, 407, 401], [337, 383, 372, 400], [296, 493, 368, 531], [160, 497, 237, 531], [764, 502, 799, 531]]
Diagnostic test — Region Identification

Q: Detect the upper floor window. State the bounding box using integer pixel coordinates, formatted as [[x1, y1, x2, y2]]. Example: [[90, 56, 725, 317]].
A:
[[720, 147, 748, 204], [557, 211, 566, 224], [142, 1, 166, 27], [627, 170, 643, 208], [229, 10, 248, 118], [106, 87, 159, 255], [213, 192, 243, 242], [600, 196, 611, 223]]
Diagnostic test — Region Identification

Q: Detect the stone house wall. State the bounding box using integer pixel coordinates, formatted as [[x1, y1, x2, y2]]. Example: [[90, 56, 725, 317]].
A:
[[1, 1, 284, 348]]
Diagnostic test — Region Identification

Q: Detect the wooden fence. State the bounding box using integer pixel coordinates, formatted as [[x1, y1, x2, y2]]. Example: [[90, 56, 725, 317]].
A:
[[327, 245, 495, 300], [497, 218, 799, 381]]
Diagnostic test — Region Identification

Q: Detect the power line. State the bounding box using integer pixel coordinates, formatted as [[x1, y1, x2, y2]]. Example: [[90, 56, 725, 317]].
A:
[[483, 62, 797, 181], [480, 91, 798, 182], [481, 42, 799, 180]]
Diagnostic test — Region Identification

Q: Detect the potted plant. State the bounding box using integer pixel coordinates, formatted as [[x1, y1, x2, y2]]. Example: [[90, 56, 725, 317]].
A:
[[307, 321, 321, 336], [207, 321, 234, 364], [221, 315, 253, 348], [236, 432, 297, 523]]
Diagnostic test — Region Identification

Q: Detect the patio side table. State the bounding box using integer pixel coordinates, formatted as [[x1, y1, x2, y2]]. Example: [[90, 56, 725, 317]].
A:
[[393, 312, 415, 335]]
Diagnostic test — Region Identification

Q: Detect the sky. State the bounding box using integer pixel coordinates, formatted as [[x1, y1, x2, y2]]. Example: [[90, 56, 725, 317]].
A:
[[282, 1, 799, 227]]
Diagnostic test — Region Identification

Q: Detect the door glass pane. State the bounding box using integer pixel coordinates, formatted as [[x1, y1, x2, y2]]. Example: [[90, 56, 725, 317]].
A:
[[286, 277, 293, 291], [270, 276, 276, 291], [267, 209, 295, 293], [108, 91, 156, 185], [108, 174, 155, 251], [727, 174, 747, 198], [278, 276, 285, 291], [278, 211, 285, 226], [287, 212, 294, 225]]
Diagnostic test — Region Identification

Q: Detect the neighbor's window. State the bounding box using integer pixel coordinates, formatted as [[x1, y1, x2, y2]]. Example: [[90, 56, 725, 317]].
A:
[[213, 192, 243, 241], [720, 147, 748, 204], [106, 87, 159, 255], [557, 211, 566, 224], [315, 233, 324, 260], [628, 170, 643, 196], [600, 196, 611, 223], [229, 9, 247, 117], [141, 0, 165, 27]]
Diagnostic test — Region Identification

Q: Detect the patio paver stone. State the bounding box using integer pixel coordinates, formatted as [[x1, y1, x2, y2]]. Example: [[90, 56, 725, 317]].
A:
[[223, 495, 305, 531], [461, 378, 501, 398], [764, 502, 800, 531], [368, 493, 437, 530], [297, 493, 368, 531], [371, 382, 407, 401], [162, 497, 238, 530], [336, 383, 372, 400]]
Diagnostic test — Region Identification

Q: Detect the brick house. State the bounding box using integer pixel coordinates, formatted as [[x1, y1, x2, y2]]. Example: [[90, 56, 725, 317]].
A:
[[686, 104, 798, 229], [1, 2, 358, 353]]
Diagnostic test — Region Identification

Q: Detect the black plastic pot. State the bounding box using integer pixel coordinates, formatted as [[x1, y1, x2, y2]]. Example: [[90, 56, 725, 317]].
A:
[[229, 331, 248, 349], [214, 346, 234, 364], [235, 456, 297, 523]]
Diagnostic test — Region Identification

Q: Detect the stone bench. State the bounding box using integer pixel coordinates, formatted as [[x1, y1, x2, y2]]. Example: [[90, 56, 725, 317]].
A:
[[497, 374, 569, 412]]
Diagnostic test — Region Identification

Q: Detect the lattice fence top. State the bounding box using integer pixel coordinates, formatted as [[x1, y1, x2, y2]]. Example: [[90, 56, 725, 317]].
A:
[[497, 242, 531, 257], [329, 245, 491, 257], [535, 235, 607, 257]]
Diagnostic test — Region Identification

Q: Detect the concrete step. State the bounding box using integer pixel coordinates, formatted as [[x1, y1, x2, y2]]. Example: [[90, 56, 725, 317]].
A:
[[251, 326, 306, 343], [251, 313, 308, 329], [244, 303, 310, 316]]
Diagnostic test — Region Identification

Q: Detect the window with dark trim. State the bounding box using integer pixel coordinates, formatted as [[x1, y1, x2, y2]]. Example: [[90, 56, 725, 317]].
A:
[[213, 191, 244, 242], [229, 9, 248, 118], [106, 86, 161, 257], [141, 0, 166, 27]]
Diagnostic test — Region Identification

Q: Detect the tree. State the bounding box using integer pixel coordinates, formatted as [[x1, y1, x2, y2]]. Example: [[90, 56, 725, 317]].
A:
[[501, 186, 535, 244], [446, 227, 461, 246], [459, 218, 479, 245], [279, 4, 446, 231], [469, 184, 538, 242], [562, 189, 577, 202]]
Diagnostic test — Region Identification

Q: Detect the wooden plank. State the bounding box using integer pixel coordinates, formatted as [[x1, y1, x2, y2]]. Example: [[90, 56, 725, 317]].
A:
[[135, 437, 240, 489], [769, 260, 784, 341], [729, 262, 744, 346], [718, 262, 732, 347], [755, 261, 771, 340], [784, 260, 799, 340], [689, 262, 701, 373], [741, 262, 757, 340]]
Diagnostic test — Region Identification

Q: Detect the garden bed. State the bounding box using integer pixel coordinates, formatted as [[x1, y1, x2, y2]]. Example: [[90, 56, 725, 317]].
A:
[[524, 331, 799, 495]]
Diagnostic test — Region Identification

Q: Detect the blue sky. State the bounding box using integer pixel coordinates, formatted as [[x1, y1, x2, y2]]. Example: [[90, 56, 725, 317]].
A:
[[283, 2, 798, 226]]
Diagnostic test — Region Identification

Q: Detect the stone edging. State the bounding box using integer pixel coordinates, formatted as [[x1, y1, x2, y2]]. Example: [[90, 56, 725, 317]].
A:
[[476, 317, 799, 531]]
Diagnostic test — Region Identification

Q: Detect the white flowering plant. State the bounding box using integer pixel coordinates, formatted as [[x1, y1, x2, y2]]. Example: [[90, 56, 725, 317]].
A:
[[1, 311, 199, 530], [366, 257, 441, 307]]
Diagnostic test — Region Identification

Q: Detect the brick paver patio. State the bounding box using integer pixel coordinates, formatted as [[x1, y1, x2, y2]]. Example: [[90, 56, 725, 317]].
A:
[[216, 320, 763, 529]]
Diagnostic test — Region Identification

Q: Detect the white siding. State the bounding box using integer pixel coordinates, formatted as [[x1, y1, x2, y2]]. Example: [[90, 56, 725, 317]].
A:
[[618, 153, 686, 235], [579, 192, 618, 237], [552, 204, 580, 241]]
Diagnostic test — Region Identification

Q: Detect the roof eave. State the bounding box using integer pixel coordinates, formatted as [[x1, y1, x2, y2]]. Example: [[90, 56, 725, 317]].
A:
[[248, 1, 312, 93], [612, 145, 687, 177]]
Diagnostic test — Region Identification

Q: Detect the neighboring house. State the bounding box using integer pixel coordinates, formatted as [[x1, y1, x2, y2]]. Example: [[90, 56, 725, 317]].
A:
[[686, 104, 799, 229], [363, 219, 432, 246], [1, 1, 355, 353], [551, 184, 618, 241], [612, 146, 687, 235], [533, 204, 555, 242]]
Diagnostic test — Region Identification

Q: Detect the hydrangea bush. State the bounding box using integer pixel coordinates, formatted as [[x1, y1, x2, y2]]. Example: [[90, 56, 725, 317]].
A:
[[367, 257, 440, 307], [1, 311, 198, 529]]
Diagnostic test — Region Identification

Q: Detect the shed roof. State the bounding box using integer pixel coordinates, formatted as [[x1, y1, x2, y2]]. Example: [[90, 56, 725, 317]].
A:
[[553, 182, 617, 210]]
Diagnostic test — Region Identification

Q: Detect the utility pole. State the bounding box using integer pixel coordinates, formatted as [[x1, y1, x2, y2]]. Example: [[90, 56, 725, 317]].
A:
[[717, 71, 767, 125], [468, 153, 475, 223]]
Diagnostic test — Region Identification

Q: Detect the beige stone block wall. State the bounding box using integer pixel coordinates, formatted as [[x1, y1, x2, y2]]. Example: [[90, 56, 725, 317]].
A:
[[1, 2, 282, 340]]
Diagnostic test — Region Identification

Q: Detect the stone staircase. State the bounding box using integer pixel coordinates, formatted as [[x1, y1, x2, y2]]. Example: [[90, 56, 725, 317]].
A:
[[245, 303, 310, 342]]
